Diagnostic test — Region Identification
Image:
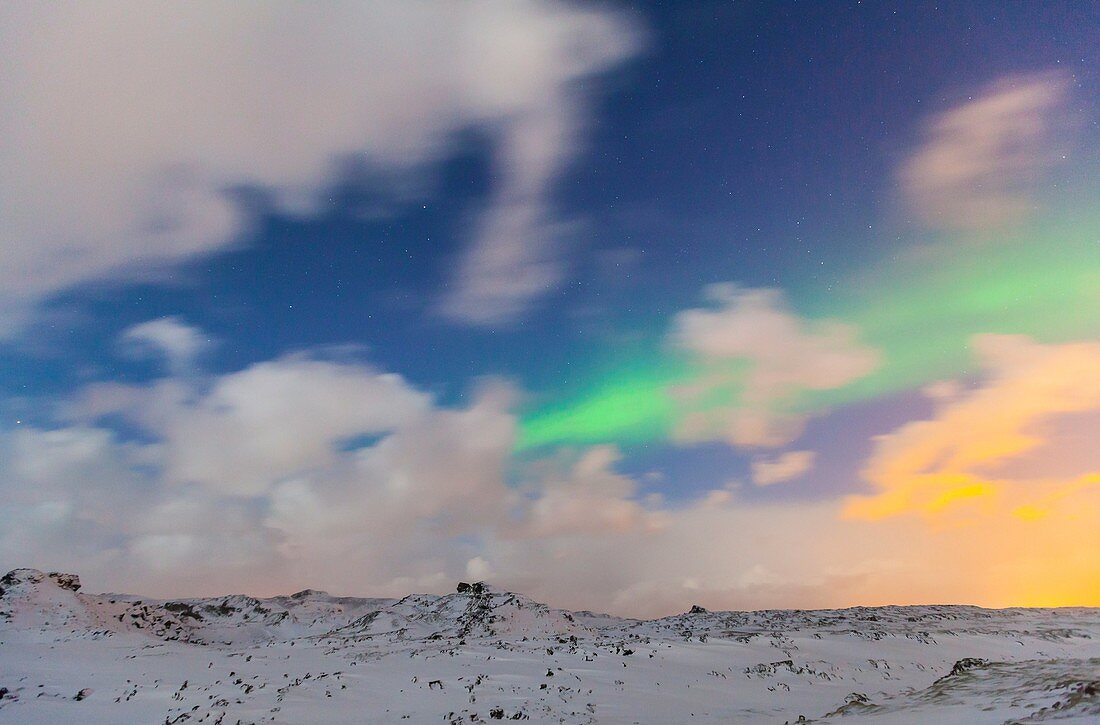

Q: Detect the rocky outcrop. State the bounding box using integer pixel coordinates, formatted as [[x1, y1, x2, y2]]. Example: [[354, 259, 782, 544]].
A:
[[48, 573, 81, 592], [0, 568, 387, 643], [0, 568, 89, 628], [456, 582, 486, 595], [0, 568, 46, 597], [0, 569, 80, 596]]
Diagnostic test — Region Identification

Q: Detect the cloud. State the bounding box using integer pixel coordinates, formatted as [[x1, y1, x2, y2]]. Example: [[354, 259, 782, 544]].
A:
[[509, 446, 664, 539], [899, 71, 1070, 230], [670, 286, 880, 447], [7, 332, 1099, 615], [80, 357, 433, 497], [0, 1, 642, 333], [121, 317, 210, 374], [921, 379, 963, 404], [2, 339, 877, 613], [845, 334, 1100, 521], [751, 450, 816, 486], [828, 335, 1100, 609], [18, 353, 516, 594], [261, 382, 520, 592]]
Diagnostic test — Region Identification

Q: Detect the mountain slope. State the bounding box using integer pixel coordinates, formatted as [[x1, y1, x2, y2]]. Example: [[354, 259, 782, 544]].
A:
[[2, 569, 1099, 724]]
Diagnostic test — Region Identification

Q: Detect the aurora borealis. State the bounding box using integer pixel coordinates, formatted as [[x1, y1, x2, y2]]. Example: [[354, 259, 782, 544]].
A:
[[1, 1, 1098, 615], [520, 213, 1100, 450]]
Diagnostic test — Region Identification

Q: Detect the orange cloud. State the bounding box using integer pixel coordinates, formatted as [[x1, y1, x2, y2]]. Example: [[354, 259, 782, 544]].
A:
[[846, 334, 1100, 521], [839, 335, 1100, 605]]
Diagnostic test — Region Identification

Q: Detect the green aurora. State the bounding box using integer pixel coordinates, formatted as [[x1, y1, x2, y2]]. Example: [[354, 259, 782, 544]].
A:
[[518, 216, 1100, 451]]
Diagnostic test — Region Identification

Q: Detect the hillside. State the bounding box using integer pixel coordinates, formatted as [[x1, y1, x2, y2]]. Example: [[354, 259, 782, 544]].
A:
[[2, 568, 1098, 723]]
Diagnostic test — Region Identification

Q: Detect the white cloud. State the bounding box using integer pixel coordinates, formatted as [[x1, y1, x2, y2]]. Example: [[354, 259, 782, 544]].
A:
[[670, 286, 880, 447], [465, 556, 495, 581], [751, 450, 816, 486], [0, 420, 835, 611], [899, 71, 1070, 231], [118, 357, 431, 496], [0, 1, 642, 333], [6, 339, 1100, 614], [121, 317, 210, 374], [0, 415, 994, 615], [509, 446, 664, 539], [8, 353, 517, 594], [15, 329, 1099, 614], [7, 345, 864, 612]]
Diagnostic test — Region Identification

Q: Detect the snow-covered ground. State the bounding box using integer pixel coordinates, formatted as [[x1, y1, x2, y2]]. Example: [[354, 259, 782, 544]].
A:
[[2, 568, 1097, 724]]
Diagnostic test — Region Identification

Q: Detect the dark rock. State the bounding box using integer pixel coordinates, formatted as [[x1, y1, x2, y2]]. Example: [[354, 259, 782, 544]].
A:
[[1, 569, 81, 594], [164, 602, 202, 620], [2, 568, 45, 590], [824, 692, 877, 717], [48, 573, 81, 592], [933, 658, 992, 686], [290, 589, 324, 599], [948, 658, 990, 677], [689, 605, 707, 615], [456, 582, 486, 595]]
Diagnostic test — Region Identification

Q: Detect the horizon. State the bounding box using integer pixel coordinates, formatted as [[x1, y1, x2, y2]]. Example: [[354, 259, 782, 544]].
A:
[[7, 565, 1097, 621], [1, 1, 1099, 621]]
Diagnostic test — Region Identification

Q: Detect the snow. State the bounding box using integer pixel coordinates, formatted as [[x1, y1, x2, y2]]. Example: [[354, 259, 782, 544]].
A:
[[2, 568, 1098, 723]]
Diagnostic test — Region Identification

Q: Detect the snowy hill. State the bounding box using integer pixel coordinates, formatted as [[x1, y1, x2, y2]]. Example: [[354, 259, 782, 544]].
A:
[[2, 569, 1099, 723], [334, 583, 584, 643]]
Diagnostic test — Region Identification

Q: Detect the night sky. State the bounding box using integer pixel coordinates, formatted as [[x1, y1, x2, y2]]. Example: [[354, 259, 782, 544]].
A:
[[1, 1, 1098, 616]]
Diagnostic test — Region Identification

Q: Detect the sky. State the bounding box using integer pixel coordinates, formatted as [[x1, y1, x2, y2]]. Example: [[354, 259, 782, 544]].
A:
[[1, 1, 1098, 617]]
